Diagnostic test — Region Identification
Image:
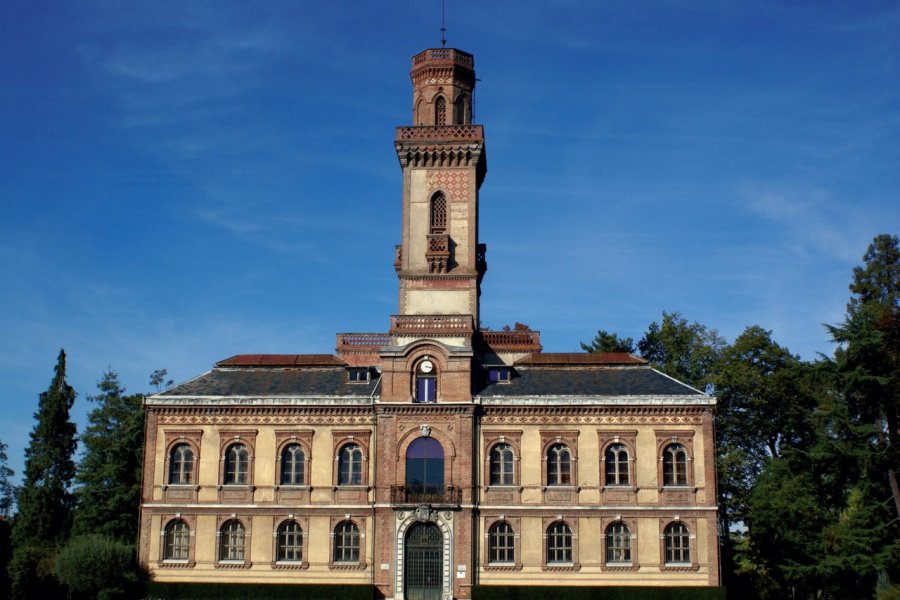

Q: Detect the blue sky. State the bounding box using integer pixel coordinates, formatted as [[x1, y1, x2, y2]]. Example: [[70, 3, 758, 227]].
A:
[[1, 0, 898, 485]]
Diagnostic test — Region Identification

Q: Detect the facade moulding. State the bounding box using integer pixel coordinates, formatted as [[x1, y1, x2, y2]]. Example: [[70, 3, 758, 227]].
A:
[[478, 395, 714, 407], [145, 396, 374, 407]]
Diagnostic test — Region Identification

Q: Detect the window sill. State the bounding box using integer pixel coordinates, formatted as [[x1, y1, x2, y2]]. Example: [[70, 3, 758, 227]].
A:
[[272, 561, 307, 570], [484, 563, 522, 572], [602, 563, 640, 572], [158, 559, 194, 569], [216, 560, 252, 569], [542, 563, 580, 572], [329, 562, 367, 571], [661, 563, 699, 572]]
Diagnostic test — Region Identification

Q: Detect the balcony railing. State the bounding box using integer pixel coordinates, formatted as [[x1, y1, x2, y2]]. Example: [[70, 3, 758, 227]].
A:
[[390, 315, 474, 336], [395, 125, 484, 142], [390, 485, 462, 506]]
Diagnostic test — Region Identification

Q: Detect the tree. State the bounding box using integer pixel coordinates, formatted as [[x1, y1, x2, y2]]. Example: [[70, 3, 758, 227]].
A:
[[637, 311, 727, 392], [73, 370, 145, 542], [149, 368, 173, 393], [0, 439, 15, 517], [580, 329, 635, 353], [12, 349, 77, 547], [827, 233, 900, 520], [54, 534, 138, 600]]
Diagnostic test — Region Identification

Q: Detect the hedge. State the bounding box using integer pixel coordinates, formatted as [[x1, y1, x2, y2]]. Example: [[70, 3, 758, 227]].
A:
[[143, 582, 374, 600], [472, 586, 726, 600]]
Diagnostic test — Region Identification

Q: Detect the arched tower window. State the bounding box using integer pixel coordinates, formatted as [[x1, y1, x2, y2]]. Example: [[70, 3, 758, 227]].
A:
[[434, 96, 446, 125], [454, 94, 469, 124], [415, 359, 437, 403], [406, 437, 445, 497], [430, 192, 447, 233]]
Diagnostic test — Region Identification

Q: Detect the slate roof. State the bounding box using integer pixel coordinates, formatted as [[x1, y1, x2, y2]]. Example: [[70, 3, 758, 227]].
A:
[[155, 366, 379, 398], [476, 365, 704, 398]]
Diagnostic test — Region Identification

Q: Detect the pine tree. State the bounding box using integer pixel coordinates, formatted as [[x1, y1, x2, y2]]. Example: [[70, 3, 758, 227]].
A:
[[12, 349, 77, 547], [580, 329, 635, 353], [73, 369, 145, 542]]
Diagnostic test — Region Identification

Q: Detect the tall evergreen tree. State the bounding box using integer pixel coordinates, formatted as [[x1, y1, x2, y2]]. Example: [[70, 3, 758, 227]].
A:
[[580, 329, 635, 353], [12, 349, 77, 547], [73, 370, 145, 542], [0, 439, 15, 517]]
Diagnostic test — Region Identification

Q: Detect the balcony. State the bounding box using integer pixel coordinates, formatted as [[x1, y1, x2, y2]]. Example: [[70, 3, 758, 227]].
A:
[[390, 485, 462, 507], [390, 314, 475, 337], [426, 234, 450, 273]]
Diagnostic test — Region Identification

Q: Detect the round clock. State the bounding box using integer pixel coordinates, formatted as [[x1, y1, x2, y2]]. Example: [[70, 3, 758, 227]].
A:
[[420, 360, 434, 373]]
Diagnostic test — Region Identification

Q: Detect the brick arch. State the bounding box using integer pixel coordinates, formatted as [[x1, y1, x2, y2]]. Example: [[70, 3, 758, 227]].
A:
[[400, 341, 450, 372]]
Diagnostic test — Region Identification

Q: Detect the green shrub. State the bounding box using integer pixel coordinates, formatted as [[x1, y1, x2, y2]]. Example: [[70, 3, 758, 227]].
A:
[[54, 534, 137, 600]]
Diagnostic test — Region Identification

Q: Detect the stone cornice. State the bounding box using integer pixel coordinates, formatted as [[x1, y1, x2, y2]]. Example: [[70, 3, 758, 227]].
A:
[[145, 396, 373, 407], [477, 395, 714, 407]]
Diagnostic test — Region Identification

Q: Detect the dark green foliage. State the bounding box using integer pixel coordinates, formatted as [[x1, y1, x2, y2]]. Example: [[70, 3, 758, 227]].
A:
[[0, 518, 11, 600], [0, 439, 15, 517], [580, 329, 635, 353], [73, 370, 145, 542], [12, 348, 77, 548], [638, 311, 726, 392], [143, 582, 374, 599], [54, 534, 138, 600], [7, 544, 64, 600], [471, 586, 726, 600]]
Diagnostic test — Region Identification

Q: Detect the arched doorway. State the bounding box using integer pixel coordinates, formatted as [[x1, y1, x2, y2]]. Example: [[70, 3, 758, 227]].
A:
[[405, 522, 443, 600]]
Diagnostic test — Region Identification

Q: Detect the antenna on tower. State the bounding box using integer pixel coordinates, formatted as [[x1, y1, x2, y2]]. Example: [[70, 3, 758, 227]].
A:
[[440, 0, 447, 47]]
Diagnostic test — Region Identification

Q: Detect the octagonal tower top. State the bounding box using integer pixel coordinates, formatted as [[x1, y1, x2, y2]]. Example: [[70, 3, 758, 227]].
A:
[[410, 48, 476, 126]]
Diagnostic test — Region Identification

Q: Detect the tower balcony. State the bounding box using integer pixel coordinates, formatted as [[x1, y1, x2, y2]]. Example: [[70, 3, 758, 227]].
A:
[[412, 48, 474, 69], [390, 314, 475, 337], [426, 234, 451, 273], [395, 124, 483, 143], [390, 485, 462, 507]]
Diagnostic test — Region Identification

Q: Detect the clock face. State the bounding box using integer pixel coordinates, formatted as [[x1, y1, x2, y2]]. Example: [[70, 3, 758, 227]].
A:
[[420, 360, 434, 373]]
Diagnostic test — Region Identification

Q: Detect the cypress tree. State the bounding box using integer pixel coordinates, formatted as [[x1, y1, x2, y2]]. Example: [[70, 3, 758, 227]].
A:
[[12, 349, 77, 547]]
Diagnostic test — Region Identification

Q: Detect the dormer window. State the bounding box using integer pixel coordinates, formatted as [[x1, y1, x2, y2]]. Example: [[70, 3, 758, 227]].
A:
[[348, 368, 370, 383], [488, 367, 511, 383]]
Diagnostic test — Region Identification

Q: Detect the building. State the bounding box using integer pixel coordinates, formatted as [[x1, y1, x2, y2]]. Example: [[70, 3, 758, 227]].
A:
[[138, 44, 720, 599]]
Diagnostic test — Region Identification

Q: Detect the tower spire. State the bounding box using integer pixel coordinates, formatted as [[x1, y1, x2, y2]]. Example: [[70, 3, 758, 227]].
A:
[[440, 0, 447, 47]]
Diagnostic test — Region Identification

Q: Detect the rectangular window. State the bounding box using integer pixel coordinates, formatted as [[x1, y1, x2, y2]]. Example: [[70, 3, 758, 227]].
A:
[[348, 368, 369, 383], [488, 368, 511, 383]]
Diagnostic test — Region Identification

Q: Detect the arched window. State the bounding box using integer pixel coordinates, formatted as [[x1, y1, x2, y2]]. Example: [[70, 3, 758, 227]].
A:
[[454, 94, 468, 125], [488, 522, 515, 563], [605, 444, 629, 486], [223, 443, 249, 485], [547, 444, 572, 486], [415, 359, 437, 403], [415, 98, 425, 125], [489, 443, 514, 486], [547, 522, 573, 564], [338, 443, 363, 485], [168, 444, 194, 485], [280, 444, 305, 486], [605, 522, 631, 563], [406, 437, 444, 496], [276, 520, 303, 562], [333, 521, 360, 563], [219, 520, 245, 561], [434, 96, 446, 125], [665, 522, 690, 564], [163, 519, 190, 560], [430, 192, 447, 233], [663, 444, 688, 486]]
